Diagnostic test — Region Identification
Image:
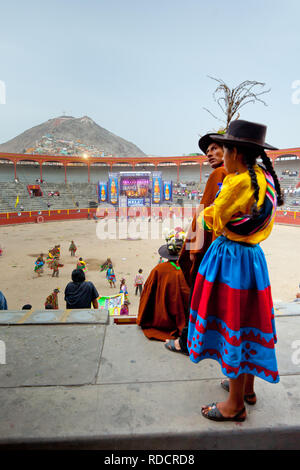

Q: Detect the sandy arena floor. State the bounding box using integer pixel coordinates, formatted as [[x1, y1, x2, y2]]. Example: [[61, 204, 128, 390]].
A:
[[0, 218, 299, 312]]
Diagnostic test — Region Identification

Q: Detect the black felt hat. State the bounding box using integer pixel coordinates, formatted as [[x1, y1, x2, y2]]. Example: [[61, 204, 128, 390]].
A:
[[198, 133, 222, 154], [158, 239, 184, 261], [158, 244, 179, 261], [211, 120, 278, 150]]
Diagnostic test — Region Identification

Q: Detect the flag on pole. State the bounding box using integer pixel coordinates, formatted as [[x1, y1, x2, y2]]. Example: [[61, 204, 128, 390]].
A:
[[15, 195, 19, 208]]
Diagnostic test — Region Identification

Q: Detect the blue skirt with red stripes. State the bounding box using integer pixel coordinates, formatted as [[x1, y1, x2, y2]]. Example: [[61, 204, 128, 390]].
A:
[[188, 236, 279, 384]]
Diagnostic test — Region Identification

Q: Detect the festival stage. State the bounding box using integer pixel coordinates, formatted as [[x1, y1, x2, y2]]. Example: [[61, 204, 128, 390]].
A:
[[98, 171, 173, 208]]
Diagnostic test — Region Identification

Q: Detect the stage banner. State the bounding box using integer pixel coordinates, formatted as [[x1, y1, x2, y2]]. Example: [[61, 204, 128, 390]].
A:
[[127, 197, 145, 207], [152, 172, 163, 205], [108, 174, 119, 205], [163, 181, 172, 202], [98, 293, 125, 316], [98, 182, 107, 202]]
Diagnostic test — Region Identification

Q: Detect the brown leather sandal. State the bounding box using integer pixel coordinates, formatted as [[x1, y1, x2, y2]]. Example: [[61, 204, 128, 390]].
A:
[[164, 339, 189, 356]]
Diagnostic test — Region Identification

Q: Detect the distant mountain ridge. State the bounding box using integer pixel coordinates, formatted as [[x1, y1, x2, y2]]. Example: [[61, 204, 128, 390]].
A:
[[0, 115, 147, 157]]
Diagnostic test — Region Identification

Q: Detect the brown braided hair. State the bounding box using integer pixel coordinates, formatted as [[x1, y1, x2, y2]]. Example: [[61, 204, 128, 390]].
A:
[[244, 156, 260, 218], [224, 144, 260, 218]]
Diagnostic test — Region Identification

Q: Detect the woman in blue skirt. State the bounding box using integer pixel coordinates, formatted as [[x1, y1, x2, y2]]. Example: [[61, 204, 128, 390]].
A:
[[188, 120, 284, 422]]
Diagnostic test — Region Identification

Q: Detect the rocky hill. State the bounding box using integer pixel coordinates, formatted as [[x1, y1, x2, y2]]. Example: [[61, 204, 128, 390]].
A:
[[0, 115, 147, 157]]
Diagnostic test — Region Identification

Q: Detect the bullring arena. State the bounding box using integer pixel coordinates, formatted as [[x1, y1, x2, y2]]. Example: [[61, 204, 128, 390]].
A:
[[0, 218, 298, 314], [0, 149, 299, 312]]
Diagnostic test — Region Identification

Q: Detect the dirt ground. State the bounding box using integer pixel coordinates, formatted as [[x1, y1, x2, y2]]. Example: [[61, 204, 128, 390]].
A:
[[0, 218, 299, 312]]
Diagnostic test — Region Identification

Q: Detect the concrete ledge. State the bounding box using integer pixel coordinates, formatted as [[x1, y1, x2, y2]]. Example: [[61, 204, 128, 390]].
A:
[[2, 428, 300, 450], [0, 377, 299, 450], [0, 309, 299, 450], [0, 308, 109, 325]]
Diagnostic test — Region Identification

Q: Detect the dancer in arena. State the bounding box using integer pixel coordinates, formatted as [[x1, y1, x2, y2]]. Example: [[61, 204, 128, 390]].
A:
[[134, 269, 144, 296], [187, 120, 283, 422], [165, 132, 227, 354], [34, 253, 45, 277], [69, 240, 77, 257], [119, 278, 130, 303], [46, 249, 54, 268], [106, 263, 116, 288], [51, 256, 64, 277], [137, 229, 190, 341], [77, 257, 87, 272], [55, 245, 61, 258], [45, 288, 60, 309], [120, 300, 130, 316], [100, 258, 113, 272], [47, 245, 60, 265], [49, 244, 60, 259]]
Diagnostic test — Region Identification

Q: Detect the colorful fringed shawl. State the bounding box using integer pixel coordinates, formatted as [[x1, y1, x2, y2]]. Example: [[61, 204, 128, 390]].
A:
[[226, 168, 277, 235]]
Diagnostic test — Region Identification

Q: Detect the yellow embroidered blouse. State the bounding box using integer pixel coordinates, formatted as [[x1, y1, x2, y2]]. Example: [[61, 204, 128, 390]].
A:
[[197, 165, 275, 245]]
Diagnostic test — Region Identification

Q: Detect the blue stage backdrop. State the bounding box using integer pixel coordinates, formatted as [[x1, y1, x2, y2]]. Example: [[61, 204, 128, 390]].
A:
[[98, 182, 107, 202], [108, 174, 119, 205], [163, 181, 172, 202], [152, 172, 163, 205]]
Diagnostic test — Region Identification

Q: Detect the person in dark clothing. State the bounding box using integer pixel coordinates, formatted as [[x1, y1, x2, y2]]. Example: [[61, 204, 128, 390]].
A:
[[64, 269, 99, 309], [164, 133, 227, 355], [0, 291, 8, 310]]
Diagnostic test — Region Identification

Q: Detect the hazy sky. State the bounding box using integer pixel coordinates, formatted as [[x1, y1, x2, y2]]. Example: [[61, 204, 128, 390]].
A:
[[1, 0, 300, 156]]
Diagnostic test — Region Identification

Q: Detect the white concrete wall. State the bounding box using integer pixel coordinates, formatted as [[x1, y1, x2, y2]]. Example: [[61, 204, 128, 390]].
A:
[[274, 158, 300, 174], [16, 164, 40, 182], [0, 163, 15, 182], [89, 166, 110, 183], [66, 166, 89, 182], [42, 165, 65, 183], [157, 165, 178, 181], [179, 164, 201, 183], [111, 165, 135, 174]]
